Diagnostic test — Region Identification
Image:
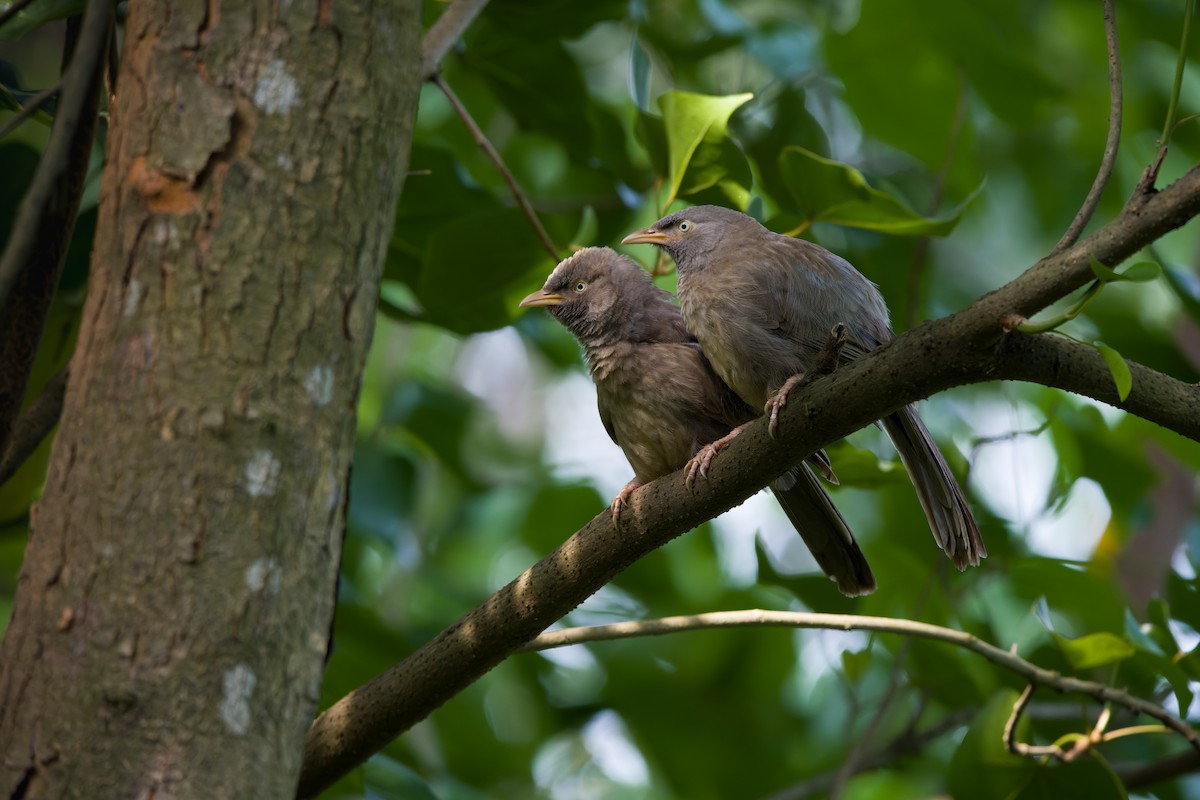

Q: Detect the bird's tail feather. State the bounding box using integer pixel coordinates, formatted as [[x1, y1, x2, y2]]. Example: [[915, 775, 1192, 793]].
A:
[[771, 465, 875, 596], [882, 406, 986, 569]]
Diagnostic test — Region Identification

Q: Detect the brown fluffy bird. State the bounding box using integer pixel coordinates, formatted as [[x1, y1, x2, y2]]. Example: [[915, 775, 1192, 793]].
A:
[[623, 206, 985, 569], [520, 246, 875, 596]]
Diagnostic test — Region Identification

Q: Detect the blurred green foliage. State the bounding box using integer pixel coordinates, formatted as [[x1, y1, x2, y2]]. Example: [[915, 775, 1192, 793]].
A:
[[3, 0, 1200, 798]]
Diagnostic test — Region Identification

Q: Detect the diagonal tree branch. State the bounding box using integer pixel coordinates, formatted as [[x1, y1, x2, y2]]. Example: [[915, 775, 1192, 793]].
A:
[[420, 0, 490, 79], [296, 158, 1200, 797]]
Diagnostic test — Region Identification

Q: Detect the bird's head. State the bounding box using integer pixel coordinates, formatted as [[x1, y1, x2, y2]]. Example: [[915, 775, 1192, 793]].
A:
[[519, 247, 670, 343], [621, 205, 763, 272]]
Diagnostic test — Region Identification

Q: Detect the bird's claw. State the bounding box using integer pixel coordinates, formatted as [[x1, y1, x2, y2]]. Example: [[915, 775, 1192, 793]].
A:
[[684, 445, 719, 493], [683, 423, 751, 492], [766, 372, 806, 438], [611, 478, 643, 528]]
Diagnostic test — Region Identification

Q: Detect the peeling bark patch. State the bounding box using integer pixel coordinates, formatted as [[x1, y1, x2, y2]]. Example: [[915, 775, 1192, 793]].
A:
[[243, 450, 281, 497], [304, 365, 334, 406], [253, 60, 299, 115], [219, 664, 256, 735], [129, 156, 201, 214], [245, 557, 282, 594]]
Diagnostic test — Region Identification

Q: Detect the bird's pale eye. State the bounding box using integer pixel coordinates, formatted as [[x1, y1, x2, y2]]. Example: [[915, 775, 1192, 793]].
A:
[[678, 220, 692, 232], [574, 281, 587, 292]]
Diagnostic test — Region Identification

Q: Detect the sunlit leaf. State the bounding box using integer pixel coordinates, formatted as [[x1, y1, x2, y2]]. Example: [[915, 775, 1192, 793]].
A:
[[657, 90, 753, 206]]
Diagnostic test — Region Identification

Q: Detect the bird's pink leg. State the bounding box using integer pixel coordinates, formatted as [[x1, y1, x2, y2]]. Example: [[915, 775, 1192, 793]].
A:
[[611, 477, 644, 527], [685, 422, 753, 493], [767, 323, 850, 437], [765, 372, 807, 438]]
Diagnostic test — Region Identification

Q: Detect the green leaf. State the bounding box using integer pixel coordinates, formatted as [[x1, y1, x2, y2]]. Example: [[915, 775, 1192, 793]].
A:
[[822, 443, 906, 487], [417, 208, 556, 334], [1090, 256, 1161, 284], [1013, 753, 1128, 800], [840, 647, 872, 683], [630, 38, 651, 112], [1162, 265, 1200, 324], [1053, 631, 1135, 671], [1124, 610, 1195, 711], [1089, 256, 1121, 283], [1119, 261, 1162, 283], [778, 146, 976, 236], [676, 133, 752, 208], [0, 0, 83, 38], [1095, 342, 1132, 401], [657, 90, 753, 206], [947, 690, 1036, 800]]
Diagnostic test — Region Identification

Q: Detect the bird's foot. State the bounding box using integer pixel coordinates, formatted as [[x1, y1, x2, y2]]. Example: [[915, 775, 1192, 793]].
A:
[[610, 477, 644, 528], [766, 323, 850, 438], [766, 373, 806, 438], [811, 323, 849, 377], [684, 423, 751, 492]]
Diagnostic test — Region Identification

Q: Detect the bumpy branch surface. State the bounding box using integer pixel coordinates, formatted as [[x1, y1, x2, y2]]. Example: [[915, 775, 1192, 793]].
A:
[[296, 165, 1200, 798]]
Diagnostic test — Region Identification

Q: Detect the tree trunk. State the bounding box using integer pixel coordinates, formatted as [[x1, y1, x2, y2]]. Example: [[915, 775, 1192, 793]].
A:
[[0, 0, 420, 796]]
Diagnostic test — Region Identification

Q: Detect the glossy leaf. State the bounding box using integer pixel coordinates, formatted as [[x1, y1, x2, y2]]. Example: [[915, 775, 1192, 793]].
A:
[[657, 90, 753, 206], [778, 146, 975, 235], [416, 208, 556, 334], [947, 690, 1036, 800]]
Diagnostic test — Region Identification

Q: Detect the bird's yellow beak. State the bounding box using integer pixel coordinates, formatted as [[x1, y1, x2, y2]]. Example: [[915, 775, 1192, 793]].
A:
[[519, 289, 567, 308], [621, 227, 671, 246]]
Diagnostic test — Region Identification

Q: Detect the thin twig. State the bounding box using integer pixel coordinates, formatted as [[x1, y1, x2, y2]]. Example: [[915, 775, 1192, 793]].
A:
[[0, 0, 109, 309], [420, 0, 490, 79], [0, 366, 68, 486], [0, 0, 110, 461], [522, 609, 1200, 751], [1160, 0, 1194, 147], [432, 73, 559, 260], [1052, 0, 1122, 255], [0, 79, 63, 140], [1138, 0, 1194, 192], [1102, 724, 1170, 743]]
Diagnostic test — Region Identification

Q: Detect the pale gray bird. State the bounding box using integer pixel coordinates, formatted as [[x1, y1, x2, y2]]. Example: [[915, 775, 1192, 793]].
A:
[[520, 246, 875, 595], [623, 206, 985, 569]]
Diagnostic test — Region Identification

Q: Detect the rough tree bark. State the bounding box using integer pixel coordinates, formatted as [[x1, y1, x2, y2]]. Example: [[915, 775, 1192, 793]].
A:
[[0, 0, 420, 796]]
